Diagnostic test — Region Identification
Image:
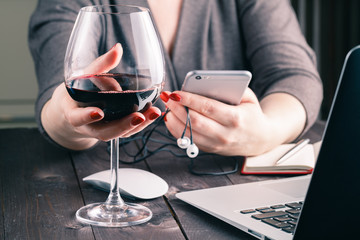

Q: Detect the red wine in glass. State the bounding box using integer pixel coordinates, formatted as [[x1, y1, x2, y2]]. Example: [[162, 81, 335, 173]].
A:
[[66, 73, 162, 120]]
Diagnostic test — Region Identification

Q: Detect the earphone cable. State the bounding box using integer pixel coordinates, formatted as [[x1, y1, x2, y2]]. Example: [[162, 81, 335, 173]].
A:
[[115, 107, 238, 175], [184, 107, 193, 143]]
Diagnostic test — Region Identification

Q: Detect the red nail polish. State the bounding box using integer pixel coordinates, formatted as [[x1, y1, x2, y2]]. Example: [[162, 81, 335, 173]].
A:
[[131, 116, 145, 126], [90, 111, 102, 120], [160, 92, 170, 103], [169, 93, 181, 102], [149, 112, 160, 120], [161, 112, 168, 122]]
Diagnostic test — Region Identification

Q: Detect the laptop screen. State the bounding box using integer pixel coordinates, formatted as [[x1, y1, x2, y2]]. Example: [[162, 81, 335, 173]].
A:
[[294, 46, 360, 239]]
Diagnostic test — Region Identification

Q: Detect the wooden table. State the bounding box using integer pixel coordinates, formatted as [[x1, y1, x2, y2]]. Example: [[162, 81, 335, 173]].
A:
[[0, 121, 324, 240]]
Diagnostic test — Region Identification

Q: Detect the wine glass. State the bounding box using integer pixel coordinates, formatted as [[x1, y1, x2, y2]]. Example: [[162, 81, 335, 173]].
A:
[[64, 5, 165, 227]]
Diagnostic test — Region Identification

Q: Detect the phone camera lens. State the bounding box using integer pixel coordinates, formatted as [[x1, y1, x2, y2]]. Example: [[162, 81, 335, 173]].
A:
[[195, 76, 201, 80]]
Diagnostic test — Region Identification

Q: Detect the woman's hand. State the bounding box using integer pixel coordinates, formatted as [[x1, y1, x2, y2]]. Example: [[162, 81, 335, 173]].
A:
[[161, 88, 306, 156], [41, 44, 161, 150]]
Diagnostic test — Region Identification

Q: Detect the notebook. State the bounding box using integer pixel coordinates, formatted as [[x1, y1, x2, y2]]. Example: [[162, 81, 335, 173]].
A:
[[176, 46, 360, 240], [241, 141, 322, 175]]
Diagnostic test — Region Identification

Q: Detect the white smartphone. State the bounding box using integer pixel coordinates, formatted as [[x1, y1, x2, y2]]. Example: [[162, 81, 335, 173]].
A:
[[181, 70, 252, 105]]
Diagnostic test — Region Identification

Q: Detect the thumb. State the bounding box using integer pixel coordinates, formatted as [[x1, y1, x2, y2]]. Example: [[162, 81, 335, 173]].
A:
[[81, 43, 123, 91], [240, 87, 259, 104], [85, 43, 123, 74]]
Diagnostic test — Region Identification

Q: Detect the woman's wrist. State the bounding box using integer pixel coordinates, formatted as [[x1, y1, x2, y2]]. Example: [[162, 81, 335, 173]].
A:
[[260, 93, 306, 145]]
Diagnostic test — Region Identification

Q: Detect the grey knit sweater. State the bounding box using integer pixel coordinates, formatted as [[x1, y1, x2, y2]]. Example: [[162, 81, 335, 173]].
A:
[[28, 0, 323, 143]]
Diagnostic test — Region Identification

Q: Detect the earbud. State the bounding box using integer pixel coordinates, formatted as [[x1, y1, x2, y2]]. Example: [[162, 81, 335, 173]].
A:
[[177, 137, 191, 149], [186, 143, 199, 158], [177, 107, 198, 158]]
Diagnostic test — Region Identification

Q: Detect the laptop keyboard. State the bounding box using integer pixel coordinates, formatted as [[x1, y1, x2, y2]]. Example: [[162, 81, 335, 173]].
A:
[[240, 201, 303, 234]]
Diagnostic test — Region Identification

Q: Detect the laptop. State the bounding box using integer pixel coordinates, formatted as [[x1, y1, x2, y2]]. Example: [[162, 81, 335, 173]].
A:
[[176, 46, 360, 240]]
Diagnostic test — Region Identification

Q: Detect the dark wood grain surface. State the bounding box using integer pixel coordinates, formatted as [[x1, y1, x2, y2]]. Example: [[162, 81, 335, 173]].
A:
[[0, 121, 324, 240]]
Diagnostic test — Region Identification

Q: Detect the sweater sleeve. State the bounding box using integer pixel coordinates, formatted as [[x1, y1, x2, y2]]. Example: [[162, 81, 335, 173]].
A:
[[28, 0, 95, 140], [238, 0, 323, 134]]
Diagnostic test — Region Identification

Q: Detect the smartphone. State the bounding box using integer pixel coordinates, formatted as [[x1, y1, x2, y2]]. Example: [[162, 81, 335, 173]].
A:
[[181, 70, 252, 105]]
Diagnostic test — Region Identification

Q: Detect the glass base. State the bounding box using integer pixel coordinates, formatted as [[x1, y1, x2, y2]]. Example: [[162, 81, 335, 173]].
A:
[[76, 202, 152, 227]]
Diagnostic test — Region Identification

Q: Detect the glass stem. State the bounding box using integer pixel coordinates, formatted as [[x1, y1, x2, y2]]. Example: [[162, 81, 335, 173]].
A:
[[105, 137, 125, 206]]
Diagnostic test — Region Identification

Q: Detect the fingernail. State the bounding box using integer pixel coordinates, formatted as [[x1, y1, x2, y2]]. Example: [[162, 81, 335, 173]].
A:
[[160, 92, 170, 103], [161, 112, 168, 122], [131, 116, 145, 126], [90, 111, 102, 120], [169, 93, 181, 102], [149, 112, 160, 120]]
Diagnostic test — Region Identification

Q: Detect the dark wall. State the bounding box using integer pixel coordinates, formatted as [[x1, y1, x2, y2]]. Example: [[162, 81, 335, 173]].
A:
[[291, 0, 360, 119]]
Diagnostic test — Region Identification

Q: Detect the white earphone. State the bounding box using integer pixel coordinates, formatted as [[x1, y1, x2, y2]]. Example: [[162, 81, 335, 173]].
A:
[[186, 143, 199, 158], [177, 107, 199, 158], [177, 136, 199, 158], [177, 136, 190, 149]]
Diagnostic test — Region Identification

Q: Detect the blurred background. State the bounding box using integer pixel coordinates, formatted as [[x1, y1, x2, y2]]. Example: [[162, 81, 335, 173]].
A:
[[0, 0, 37, 128], [0, 0, 359, 128], [291, 0, 360, 118]]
